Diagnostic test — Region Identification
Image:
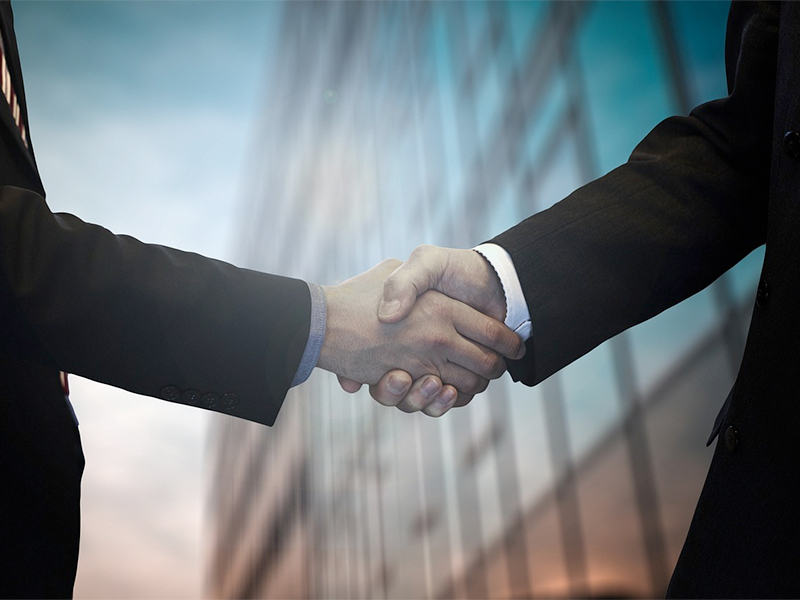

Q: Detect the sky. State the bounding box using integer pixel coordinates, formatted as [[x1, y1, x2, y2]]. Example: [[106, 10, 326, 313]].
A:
[[12, 2, 282, 597]]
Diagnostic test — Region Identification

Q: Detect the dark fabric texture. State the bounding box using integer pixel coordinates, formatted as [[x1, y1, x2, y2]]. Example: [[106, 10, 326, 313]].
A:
[[0, 357, 84, 599], [493, 2, 800, 596], [0, 187, 312, 426]]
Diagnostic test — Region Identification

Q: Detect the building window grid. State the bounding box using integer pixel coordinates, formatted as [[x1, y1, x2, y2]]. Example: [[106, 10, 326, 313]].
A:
[[206, 2, 750, 599]]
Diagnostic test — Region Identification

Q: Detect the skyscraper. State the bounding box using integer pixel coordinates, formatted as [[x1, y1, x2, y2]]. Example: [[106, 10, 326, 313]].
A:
[[206, 2, 759, 597]]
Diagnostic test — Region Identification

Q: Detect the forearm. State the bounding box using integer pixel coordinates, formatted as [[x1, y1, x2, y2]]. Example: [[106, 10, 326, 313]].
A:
[[492, 1, 778, 386], [494, 114, 769, 386], [0, 186, 310, 425]]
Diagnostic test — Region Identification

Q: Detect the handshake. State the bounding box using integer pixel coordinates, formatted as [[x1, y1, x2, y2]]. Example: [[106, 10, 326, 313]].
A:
[[316, 245, 525, 417]]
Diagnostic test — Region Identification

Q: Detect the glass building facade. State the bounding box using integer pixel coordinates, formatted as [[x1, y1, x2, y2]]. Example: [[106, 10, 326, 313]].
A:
[[206, 2, 762, 597]]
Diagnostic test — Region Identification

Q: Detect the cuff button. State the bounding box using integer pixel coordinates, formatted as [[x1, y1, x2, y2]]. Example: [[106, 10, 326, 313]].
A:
[[181, 390, 201, 404], [201, 393, 219, 408], [221, 394, 238, 410], [161, 386, 180, 401]]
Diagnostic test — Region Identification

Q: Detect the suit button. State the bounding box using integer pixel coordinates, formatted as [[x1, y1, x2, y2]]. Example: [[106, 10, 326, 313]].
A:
[[201, 393, 218, 408], [784, 130, 800, 159], [181, 389, 201, 404], [724, 426, 738, 452], [756, 279, 769, 307], [221, 393, 238, 410], [161, 386, 180, 401]]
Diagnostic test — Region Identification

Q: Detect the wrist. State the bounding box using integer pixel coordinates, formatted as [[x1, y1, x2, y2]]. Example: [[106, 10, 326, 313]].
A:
[[316, 285, 339, 374], [316, 282, 381, 382]]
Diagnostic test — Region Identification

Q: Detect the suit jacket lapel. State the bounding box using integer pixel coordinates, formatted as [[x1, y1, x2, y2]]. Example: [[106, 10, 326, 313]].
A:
[[0, 1, 41, 183]]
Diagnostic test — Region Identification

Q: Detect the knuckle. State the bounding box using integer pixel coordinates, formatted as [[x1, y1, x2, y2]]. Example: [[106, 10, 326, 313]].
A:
[[416, 290, 441, 312], [461, 374, 488, 396], [504, 331, 521, 356], [484, 319, 502, 345], [482, 352, 504, 378], [411, 244, 433, 259], [459, 373, 479, 395], [378, 258, 401, 270], [370, 387, 401, 407], [410, 386, 438, 411], [424, 331, 449, 352]]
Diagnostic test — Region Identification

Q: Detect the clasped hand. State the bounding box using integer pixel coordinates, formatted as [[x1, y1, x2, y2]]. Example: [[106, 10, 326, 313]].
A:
[[317, 247, 524, 416]]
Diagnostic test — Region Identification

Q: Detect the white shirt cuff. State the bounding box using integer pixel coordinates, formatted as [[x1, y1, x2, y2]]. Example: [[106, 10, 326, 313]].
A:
[[473, 243, 532, 342]]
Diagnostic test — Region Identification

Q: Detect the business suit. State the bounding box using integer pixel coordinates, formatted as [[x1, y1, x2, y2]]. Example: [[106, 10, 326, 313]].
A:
[[493, 1, 797, 596], [0, 2, 310, 596]]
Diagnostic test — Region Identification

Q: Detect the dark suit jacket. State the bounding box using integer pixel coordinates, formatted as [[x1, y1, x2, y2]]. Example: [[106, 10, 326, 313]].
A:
[[0, 5, 311, 428], [0, 2, 309, 596], [493, 2, 798, 596]]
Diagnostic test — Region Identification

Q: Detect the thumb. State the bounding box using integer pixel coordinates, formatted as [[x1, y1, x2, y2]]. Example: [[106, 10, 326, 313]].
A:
[[378, 246, 443, 323], [378, 271, 418, 323]]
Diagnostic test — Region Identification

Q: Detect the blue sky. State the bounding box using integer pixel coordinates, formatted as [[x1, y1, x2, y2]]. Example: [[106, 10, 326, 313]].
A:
[[15, 1, 282, 258], [13, 2, 282, 597]]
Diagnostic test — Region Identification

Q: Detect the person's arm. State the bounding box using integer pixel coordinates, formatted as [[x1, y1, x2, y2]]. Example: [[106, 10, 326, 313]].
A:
[[0, 186, 310, 425], [318, 259, 522, 408], [342, 244, 525, 416], [375, 1, 777, 390], [490, 0, 776, 385], [0, 187, 522, 425]]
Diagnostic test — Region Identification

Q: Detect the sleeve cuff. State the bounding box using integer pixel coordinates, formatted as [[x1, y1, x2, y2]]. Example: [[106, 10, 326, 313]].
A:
[[473, 243, 532, 342], [290, 281, 327, 387]]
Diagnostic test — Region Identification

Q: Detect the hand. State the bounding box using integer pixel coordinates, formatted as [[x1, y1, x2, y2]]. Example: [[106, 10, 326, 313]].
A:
[[366, 371, 463, 417], [317, 259, 522, 412], [378, 245, 508, 323], [336, 363, 460, 417], [352, 246, 522, 411]]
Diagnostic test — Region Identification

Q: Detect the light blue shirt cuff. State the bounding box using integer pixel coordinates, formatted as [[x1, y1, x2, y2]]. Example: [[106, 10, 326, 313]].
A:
[[290, 281, 326, 387], [473, 243, 532, 342]]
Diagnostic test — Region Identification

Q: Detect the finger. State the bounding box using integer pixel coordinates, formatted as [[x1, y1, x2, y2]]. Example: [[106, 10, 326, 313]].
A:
[[369, 370, 413, 407], [453, 391, 475, 408], [422, 385, 459, 417], [438, 362, 490, 396], [440, 327, 508, 381], [451, 301, 525, 361], [378, 245, 444, 324], [396, 375, 444, 413], [337, 376, 363, 394]]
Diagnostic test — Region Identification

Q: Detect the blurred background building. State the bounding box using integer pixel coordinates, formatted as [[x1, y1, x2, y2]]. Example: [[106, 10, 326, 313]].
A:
[[206, 2, 762, 598]]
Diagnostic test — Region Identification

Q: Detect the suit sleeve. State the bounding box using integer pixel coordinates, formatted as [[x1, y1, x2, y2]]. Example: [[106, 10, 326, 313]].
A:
[[492, 1, 779, 386], [0, 187, 310, 426]]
